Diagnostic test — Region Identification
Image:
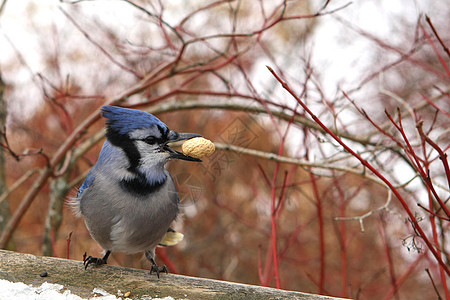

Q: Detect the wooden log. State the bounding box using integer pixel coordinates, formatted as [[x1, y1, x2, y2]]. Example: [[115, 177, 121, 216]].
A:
[[0, 250, 348, 299]]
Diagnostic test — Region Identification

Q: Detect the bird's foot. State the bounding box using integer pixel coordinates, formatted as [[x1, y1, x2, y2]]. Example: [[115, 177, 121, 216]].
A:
[[149, 264, 168, 278], [83, 250, 111, 270], [83, 256, 107, 269]]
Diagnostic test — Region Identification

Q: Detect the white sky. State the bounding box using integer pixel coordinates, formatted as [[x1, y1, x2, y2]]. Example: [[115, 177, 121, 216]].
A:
[[0, 0, 444, 120]]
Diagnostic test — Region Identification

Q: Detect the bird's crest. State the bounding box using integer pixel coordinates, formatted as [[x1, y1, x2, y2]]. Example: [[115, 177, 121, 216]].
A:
[[101, 105, 168, 136]]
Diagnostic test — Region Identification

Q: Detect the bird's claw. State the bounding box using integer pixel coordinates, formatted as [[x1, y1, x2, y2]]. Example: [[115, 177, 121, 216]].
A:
[[83, 255, 107, 269], [150, 264, 168, 278], [83, 250, 111, 270]]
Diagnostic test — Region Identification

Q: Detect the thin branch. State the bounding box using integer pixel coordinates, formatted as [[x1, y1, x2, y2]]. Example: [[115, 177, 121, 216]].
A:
[[335, 15, 447, 80], [121, 0, 184, 45], [420, 94, 450, 119], [214, 142, 384, 186], [417, 203, 450, 221], [59, 7, 142, 79], [267, 65, 450, 276], [0, 170, 41, 205], [425, 268, 443, 300], [0, 0, 7, 18], [377, 216, 400, 300], [385, 110, 449, 219], [425, 15, 450, 58], [421, 16, 450, 76], [335, 190, 393, 232], [417, 121, 450, 190]]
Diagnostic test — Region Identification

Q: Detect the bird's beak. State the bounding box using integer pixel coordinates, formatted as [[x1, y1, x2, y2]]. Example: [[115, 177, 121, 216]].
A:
[[168, 131, 202, 143], [164, 131, 202, 162]]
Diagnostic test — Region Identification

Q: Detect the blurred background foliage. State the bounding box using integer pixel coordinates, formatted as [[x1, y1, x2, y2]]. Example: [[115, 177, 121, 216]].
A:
[[0, 0, 449, 299]]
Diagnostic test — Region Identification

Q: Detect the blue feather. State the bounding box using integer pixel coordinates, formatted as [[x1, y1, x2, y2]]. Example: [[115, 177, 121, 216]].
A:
[[77, 169, 95, 198], [101, 105, 168, 136]]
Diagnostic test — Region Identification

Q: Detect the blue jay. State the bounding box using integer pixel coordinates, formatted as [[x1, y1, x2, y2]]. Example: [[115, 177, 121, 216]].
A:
[[75, 105, 201, 277]]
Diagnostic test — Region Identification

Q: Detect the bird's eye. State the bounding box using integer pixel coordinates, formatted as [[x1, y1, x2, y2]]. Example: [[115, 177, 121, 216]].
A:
[[143, 137, 156, 144]]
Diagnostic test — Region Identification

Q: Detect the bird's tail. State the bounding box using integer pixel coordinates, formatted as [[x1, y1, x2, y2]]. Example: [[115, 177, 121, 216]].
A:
[[158, 228, 184, 247], [65, 195, 82, 217]]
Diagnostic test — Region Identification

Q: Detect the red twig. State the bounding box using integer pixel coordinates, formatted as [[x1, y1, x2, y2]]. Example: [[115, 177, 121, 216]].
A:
[[394, 113, 450, 218], [155, 248, 178, 274], [425, 268, 444, 300], [428, 197, 450, 300], [257, 164, 272, 189], [420, 136, 450, 300], [267, 66, 450, 276], [383, 255, 424, 300], [51, 229, 57, 257], [261, 235, 274, 287], [269, 162, 281, 289], [274, 171, 289, 215], [304, 127, 326, 294], [66, 232, 73, 259], [417, 203, 450, 221], [384, 109, 449, 219], [420, 16, 450, 77], [259, 105, 297, 289], [310, 172, 325, 294], [257, 246, 263, 284], [0, 130, 45, 162], [425, 15, 450, 59], [420, 94, 450, 119], [378, 216, 399, 300], [417, 121, 450, 191], [334, 177, 348, 297], [213, 197, 270, 236], [348, 92, 449, 219], [386, 111, 450, 217]]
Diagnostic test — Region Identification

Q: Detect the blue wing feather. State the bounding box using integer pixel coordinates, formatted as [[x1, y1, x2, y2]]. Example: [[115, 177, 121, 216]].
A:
[[77, 169, 95, 198]]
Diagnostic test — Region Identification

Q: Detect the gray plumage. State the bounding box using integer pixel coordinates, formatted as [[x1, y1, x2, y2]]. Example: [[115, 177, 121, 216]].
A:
[[75, 105, 201, 276]]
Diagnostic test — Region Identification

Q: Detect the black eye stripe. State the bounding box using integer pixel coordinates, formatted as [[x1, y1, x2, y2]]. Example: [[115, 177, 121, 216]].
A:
[[140, 136, 166, 145], [130, 125, 168, 145], [106, 129, 141, 172], [157, 125, 168, 139], [139, 125, 168, 145]]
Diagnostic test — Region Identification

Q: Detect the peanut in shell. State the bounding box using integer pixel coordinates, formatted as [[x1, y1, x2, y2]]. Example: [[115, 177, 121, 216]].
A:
[[182, 137, 215, 159]]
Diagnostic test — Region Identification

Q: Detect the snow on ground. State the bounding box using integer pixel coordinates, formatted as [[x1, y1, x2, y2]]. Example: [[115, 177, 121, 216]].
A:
[[0, 279, 177, 300]]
